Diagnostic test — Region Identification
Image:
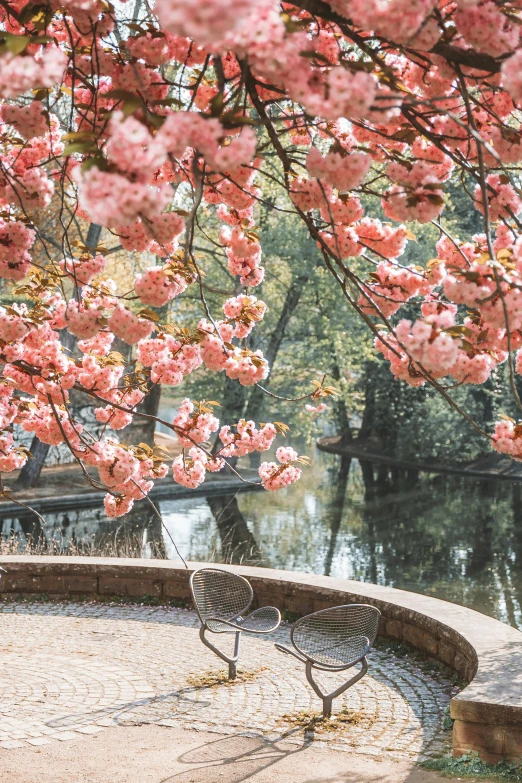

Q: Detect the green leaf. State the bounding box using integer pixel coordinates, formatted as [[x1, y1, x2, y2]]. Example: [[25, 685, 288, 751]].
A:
[[64, 141, 98, 156], [151, 97, 183, 107], [103, 89, 144, 117], [33, 88, 49, 101], [209, 92, 225, 117], [61, 130, 98, 142], [299, 49, 331, 64], [426, 193, 445, 206], [81, 156, 107, 173], [3, 34, 30, 55], [105, 89, 142, 103]]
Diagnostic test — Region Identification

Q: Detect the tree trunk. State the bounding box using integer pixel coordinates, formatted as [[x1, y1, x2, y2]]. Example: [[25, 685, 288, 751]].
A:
[[244, 272, 309, 424], [15, 438, 52, 490], [122, 382, 162, 448], [330, 360, 352, 442], [244, 272, 309, 469], [360, 459, 375, 500], [359, 366, 376, 442]]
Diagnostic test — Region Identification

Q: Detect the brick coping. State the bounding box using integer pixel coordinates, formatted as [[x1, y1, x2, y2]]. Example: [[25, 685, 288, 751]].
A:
[[1, 556, 521, 762]]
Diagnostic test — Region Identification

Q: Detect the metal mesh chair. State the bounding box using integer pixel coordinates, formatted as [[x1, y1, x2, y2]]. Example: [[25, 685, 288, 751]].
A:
[[276, 604, 381, 716], [190, 567, 281, 679]]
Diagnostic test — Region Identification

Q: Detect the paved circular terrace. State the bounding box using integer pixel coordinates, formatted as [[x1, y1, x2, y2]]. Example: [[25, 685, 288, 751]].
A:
[[0, 601, 457, 761]]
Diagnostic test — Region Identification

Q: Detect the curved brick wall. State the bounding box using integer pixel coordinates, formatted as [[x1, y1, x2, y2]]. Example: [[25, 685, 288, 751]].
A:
[[0, 555, 521, 763]]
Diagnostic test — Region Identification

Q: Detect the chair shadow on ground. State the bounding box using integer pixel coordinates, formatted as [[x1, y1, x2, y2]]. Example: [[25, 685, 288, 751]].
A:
[[160, 732, 313, 783], [160, 732, 431, 783]]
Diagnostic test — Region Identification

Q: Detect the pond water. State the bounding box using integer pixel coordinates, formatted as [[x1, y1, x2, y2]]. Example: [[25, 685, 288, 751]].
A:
[[3, 449, 522, 630]]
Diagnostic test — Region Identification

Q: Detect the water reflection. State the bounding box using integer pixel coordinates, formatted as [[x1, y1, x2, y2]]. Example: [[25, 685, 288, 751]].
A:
[[3, 450, 522, 628], [164, 453, 522, 629]]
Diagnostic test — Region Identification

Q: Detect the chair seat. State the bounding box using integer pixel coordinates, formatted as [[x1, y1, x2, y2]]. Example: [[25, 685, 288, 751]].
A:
[[303, 634, 371, 668], [237, 606, 281, 633], [291, 604, 380, 669], [205, 617, 238, 633], [205, 606, 281, 634]]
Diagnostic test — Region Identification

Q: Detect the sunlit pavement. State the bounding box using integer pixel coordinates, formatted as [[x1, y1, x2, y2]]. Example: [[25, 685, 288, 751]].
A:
[[0, 602, 456, 766]]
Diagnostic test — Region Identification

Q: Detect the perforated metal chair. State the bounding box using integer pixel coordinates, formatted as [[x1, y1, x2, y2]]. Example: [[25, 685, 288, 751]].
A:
[[190, 567, 281, 679], [276, 604, 381, 717]]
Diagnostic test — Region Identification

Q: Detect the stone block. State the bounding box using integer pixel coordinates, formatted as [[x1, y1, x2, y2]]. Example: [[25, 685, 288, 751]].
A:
[[255, 592, 283, 611], [453, 652, 470, 677], [422, 631, 439, 656], [98, 577, 162, 597], [453, 719, 503, 755], [63, 576, 97, 594], [464, 662, 476, 682], [402, 623, 425, 649], [503, 726, 522, 758], [29, 576, 66, 593], [438, 640, 456, 667], [162, 580, 191, 599], [385, 619, 402, 639], [284, 595, 313, 615], [0, 573, 81, 594], [312, 598, 335, 613], [0, 573, 34, 593]]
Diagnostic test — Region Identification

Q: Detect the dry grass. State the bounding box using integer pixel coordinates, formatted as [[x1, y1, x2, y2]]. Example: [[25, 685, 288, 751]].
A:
[[0, 527, 261, 564], [280, 707, 371, 733], [0, 532, 156, 559], [186, 667, 267, 689]]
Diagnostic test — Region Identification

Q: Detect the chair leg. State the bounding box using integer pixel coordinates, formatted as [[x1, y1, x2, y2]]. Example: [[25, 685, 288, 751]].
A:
[[200, 626, 241, 680], [322, 695, 333, 718], [229, 632, 241, 679], [305, 658, 368, 717]]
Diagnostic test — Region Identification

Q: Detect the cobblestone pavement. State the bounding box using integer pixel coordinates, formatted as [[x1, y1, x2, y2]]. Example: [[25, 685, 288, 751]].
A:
[[0, 601, 457, 761]]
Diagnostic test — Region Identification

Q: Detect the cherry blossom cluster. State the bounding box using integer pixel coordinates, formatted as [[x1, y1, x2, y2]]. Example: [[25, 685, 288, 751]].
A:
[[492, 419, 522, 461], [219, 224, 264, 287], [134, 258, 194, 307], [222, 294, 267, 338], [137, 334, 202, 386], [4, 0, 522, 516], [359, 261, 432, 318], [198, 319, 269, 385], [0, 219, 35, 281], [172, 398, 220, 448], [219, 419, 277, 457], [172, 447, 225, 489], [0, 46, 66, 100], [306, 147, 370, 192], [259, 447, 303, 491]]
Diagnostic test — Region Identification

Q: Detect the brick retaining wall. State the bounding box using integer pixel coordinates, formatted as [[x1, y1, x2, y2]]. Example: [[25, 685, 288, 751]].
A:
[[0, 556, 521, 763]]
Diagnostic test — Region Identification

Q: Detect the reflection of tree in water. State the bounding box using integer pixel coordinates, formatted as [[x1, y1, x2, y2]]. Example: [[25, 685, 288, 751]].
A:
[[207, 493, 261, 564], [7, 449, 522, 629], [323, 456, 350, 576], [354, 463, 522, 627], [12, 511, 47, 550], [491, 482, 522, 628]]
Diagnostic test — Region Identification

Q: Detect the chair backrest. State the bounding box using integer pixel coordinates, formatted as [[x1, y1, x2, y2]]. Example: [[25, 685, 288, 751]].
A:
[[291, 604, 381, 667], [190, 567, 254, 624]]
